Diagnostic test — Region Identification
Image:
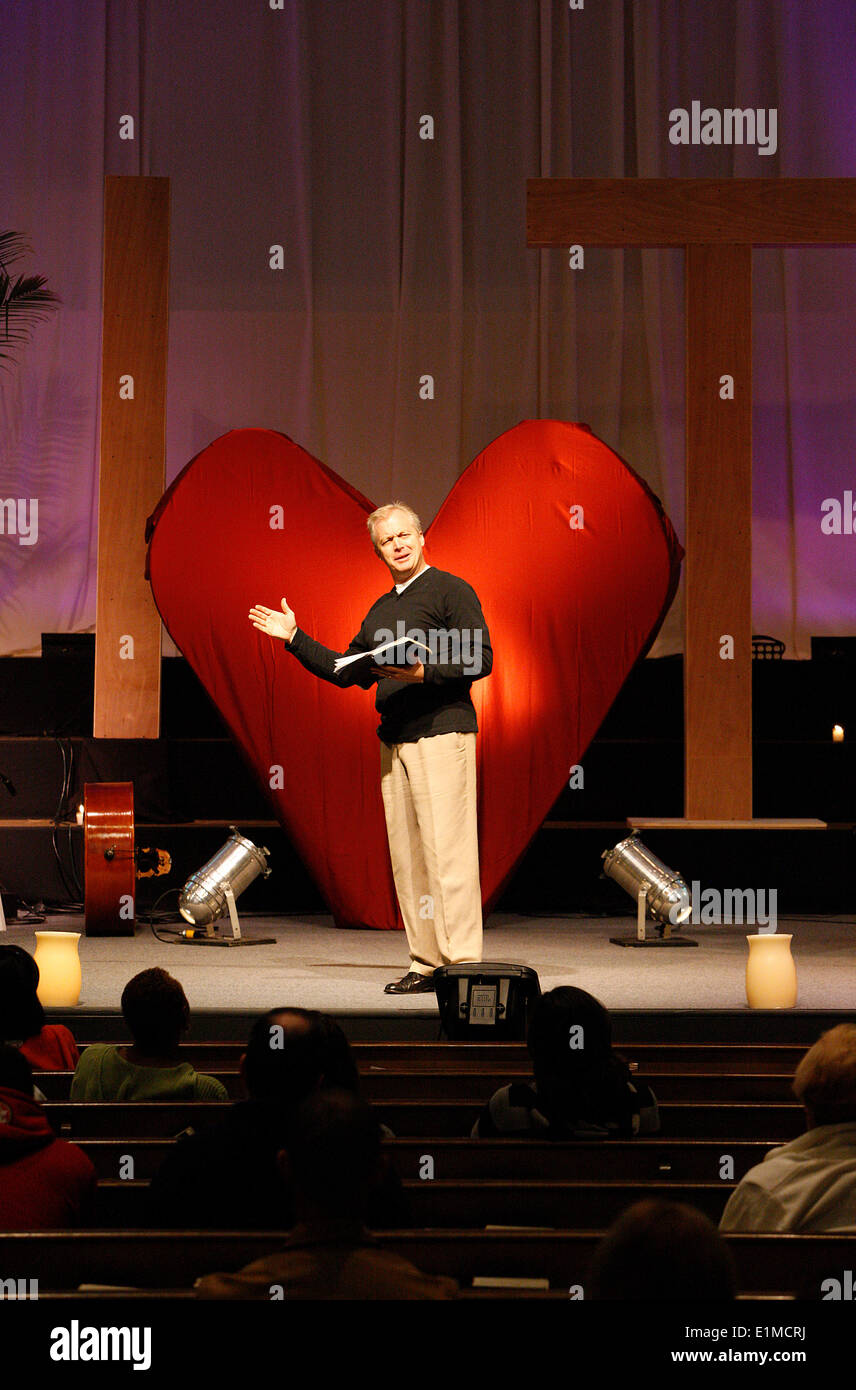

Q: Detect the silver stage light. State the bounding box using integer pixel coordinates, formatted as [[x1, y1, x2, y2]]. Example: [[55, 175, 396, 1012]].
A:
[[177, 828, 275, 948], [601, 834, 697, 948]]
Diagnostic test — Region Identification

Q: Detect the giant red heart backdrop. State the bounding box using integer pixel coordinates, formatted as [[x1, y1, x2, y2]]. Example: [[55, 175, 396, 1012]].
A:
[[146, 420, 683, 930]]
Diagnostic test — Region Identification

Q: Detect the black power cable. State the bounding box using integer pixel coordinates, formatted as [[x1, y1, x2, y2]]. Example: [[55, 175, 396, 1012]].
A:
[[138, 886, 187, 943], [49, 737, 83, 909]]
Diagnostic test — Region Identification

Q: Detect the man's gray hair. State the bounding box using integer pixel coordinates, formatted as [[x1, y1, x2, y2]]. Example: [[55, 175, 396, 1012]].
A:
[[794, 1024, 856, 1121], [366, 501, 423, 550]]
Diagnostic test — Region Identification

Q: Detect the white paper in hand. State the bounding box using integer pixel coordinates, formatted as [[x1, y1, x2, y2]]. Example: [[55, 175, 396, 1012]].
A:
[[334, 635, 430, 674]]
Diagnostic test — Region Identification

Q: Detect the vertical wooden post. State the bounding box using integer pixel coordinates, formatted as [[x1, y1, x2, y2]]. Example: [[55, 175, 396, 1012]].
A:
[[684, 244, 753, 817], [94, 176, 169, 739], [527, 178, 856, 820]]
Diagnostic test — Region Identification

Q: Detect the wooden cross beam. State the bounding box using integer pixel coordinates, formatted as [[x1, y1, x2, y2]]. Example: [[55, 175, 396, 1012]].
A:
[[94, 176, 170, 739], [527, 178, 856, 820]]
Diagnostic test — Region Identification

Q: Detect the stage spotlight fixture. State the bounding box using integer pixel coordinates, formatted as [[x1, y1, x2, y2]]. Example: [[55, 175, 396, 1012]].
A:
[[433, 962, 541, 1040], [177, 828, 275, 947], [602, 834, 697, 948]]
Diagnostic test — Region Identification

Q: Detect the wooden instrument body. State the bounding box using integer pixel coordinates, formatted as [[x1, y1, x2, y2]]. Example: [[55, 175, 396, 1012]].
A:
[[83, 781, 136, 937]]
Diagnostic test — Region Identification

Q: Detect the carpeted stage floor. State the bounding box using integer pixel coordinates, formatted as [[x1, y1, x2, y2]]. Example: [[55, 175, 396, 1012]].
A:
[[15, 911, 856, 1037]]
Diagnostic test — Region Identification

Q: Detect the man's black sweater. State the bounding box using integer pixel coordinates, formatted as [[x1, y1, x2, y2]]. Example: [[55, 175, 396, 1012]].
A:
[[284, 566, 493, 744]]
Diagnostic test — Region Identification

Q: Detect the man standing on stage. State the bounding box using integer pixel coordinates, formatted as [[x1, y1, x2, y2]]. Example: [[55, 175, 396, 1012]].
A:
[[248, 502, 492, 994]]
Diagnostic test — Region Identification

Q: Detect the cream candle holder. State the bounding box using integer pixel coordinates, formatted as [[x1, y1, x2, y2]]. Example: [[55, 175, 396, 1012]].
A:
[[745, 933, 796, 1009], [33, 931, 82, 1007]]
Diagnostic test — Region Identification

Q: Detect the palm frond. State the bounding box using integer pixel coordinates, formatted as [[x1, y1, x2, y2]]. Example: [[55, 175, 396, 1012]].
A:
[[0, 232, 33, 269], [0, 231, 61, 368]]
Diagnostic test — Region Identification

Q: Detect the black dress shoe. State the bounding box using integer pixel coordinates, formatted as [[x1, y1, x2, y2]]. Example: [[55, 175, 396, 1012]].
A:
[[384, 971, 436, 995]]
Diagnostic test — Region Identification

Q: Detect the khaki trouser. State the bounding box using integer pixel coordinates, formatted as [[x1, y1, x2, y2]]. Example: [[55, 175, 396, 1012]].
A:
[[380, 730, 483, 974]]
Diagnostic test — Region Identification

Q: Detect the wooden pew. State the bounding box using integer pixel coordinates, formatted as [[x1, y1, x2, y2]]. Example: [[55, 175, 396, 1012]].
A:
[[86, 1176, 735, 1228], [1, 1229, 853, 1295], [43, 1099, 805, 1140], [622, 1044, 806, 1074], [71, 1040, 808, 1075], [37, 1072, 243, 1102], [71, 1040, 532, 1071], [45, 1103, 228, 1138], [23, 1287, 795, 1302], [385, 1137, 773, 1181], [35, 1068, 799, 1103], [75, 1135, 776, 1182]]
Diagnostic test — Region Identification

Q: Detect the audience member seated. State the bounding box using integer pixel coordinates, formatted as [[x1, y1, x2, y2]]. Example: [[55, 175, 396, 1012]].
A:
[[195, 1088, 457, 1300], [147, 1007, 407, 1229], [720, 1023, 856, 1233], [70, 967, 228, 1101], [0, 1044, 96, 1230], [590, 1198, 736, 1300], [472, 986, 659, 1138], [0, 943, 79, 1069]]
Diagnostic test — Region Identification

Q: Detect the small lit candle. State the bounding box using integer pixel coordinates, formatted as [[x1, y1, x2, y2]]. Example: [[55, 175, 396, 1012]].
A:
[[833, 725, 845, 743], [76, 804, 85, 824]]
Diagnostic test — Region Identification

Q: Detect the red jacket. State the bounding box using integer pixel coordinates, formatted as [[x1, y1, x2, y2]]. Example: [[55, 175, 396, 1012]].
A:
[[19, 1024, 80, 1071], [0, 1085, 96, 1230]]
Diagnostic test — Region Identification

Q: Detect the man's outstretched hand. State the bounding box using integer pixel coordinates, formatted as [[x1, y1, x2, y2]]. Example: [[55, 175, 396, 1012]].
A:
[[249, 598, 298, 644]]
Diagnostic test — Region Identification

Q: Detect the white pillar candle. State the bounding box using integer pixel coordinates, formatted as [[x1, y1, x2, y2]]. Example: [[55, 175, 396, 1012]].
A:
[[745, 934, 797, 1009], [33, 931, 82, 1007]]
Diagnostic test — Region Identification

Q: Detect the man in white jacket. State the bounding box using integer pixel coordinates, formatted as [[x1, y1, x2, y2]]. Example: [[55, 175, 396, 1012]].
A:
[[720, 1024, 856, 1232]]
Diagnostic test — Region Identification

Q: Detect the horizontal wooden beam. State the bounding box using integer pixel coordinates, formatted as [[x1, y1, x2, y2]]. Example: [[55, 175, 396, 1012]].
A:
[[527, 178, 856, 247], [627, 819, 827, 831]]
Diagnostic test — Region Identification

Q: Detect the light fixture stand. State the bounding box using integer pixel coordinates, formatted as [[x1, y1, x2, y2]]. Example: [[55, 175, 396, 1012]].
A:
[[178, 884, 276, 947], [609, 882, 698, 948], [604, 835, 699, 948], [174, 828, 276, 947]]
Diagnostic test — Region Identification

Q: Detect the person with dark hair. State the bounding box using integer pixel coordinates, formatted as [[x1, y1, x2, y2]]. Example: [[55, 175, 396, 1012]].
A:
[[147, 1008, 406, 1230], [242, 1008, 359, 1103], [0, 943, 79, 1069], [590, 1199, 737, 1300], [0, 1044, 96, 1230], [720, 1024, 856, 1232], [472, 986, 659, 1138], [70, 967, 227, 1101], [195, 1089, 456, 1299]]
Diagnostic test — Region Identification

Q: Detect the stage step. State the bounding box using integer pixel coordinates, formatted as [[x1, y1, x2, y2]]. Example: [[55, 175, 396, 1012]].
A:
[[46, 1009, 853, 1045]]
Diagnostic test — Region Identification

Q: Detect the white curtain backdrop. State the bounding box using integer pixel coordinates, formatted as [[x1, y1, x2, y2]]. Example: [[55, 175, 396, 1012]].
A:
[[1, 0, 854, 658]]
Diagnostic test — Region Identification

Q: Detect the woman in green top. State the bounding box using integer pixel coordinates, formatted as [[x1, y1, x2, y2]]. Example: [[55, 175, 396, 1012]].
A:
[[71, 967, 228, 1102]]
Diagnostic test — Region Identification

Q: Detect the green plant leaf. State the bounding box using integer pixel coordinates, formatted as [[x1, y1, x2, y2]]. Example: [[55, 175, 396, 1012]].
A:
[[0, 230, 61, 368]]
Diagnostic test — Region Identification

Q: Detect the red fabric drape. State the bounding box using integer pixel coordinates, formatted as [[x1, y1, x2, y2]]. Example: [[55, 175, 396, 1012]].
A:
[[146, 421, 682, 928]]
